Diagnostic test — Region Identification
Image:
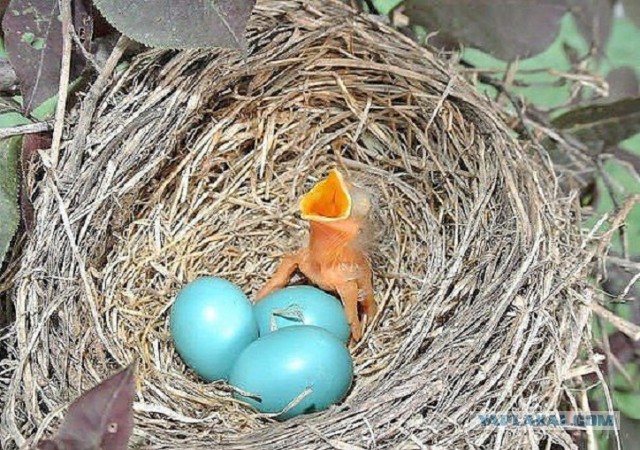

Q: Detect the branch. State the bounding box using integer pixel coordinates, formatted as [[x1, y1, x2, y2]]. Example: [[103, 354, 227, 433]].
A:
[[364, 0, 380, 14], [0, 121, 53, 139], [49, 0, 74, 168]]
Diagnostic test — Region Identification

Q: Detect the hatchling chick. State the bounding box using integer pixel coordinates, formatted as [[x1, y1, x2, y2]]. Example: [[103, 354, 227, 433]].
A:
[[256, 169, 378, 342]]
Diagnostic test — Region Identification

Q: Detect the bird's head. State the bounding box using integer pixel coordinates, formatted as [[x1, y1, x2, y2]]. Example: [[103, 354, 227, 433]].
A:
[[299, 169, 371, 234]]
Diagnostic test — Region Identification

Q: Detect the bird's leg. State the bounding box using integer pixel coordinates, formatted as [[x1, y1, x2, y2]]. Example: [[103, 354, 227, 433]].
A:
[[336, 281, 362, 342], [359, 272, 378, 320], [256, 253, 301, 300]]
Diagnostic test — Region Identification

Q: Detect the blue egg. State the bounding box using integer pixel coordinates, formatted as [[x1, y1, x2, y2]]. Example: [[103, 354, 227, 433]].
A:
[[229, 325, 353, 419], [170, 277, 258, 382], [254, 285, 350, 343]]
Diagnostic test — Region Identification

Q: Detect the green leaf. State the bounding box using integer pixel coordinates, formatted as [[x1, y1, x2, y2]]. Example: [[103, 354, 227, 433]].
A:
[[551, 96, 640, 148], [93, 0, 256, 49], [613, 390, 640, 420], [0, 135, 20, 266], [612, 362, 640, 391], [0, 96, 23, 115]]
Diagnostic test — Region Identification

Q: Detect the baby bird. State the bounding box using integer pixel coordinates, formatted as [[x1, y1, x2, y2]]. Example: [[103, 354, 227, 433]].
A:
[[256, 169, 377, 342]]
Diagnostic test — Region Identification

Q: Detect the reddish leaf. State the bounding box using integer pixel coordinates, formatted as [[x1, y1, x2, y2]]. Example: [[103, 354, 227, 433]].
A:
[[0, 0, 9, 20], [38, 364, 136, 450], [568, 0, 613, 57], [92, 0, 256, 49], [35, 441, 59, 450], [90, 6, 116, 39], [608, 331, 638, 365], [404, 0, 568, 60], [2, 0, 85, 114]]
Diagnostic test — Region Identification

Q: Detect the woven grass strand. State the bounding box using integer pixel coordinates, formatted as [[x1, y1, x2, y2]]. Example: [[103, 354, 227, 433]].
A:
[[1, 1, 593, 448]]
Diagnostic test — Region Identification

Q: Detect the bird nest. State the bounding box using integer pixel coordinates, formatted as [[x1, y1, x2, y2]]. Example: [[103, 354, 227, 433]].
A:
[[1, 1, 594, 448]]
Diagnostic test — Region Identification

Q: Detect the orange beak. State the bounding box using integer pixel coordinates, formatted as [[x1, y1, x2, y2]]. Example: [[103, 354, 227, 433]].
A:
[[300, 169, 352, 222]]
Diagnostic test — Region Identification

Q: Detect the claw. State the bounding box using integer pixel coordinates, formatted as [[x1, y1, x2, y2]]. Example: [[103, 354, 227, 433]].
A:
[[360, 275, 377, 319]]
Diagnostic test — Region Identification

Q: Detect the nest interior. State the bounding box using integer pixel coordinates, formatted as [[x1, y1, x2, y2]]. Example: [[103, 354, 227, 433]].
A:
[[1, 1, 593, 449]]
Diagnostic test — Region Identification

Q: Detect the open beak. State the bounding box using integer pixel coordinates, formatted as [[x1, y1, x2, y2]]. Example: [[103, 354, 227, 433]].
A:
[[300, 169, 352, 222]]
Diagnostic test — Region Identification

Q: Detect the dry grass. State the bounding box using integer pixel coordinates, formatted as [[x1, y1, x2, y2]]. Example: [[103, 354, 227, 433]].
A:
[[1, 1, 596, 448]]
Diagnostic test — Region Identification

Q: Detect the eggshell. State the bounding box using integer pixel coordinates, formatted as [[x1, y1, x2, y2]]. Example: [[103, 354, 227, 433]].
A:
[[254, 285, 350, 343], [170, 277, 258, 381], [229, 325, 353, 419]]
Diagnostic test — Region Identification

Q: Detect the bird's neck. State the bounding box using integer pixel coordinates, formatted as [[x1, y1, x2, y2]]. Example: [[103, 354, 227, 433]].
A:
[[307, 218, 360, 258]]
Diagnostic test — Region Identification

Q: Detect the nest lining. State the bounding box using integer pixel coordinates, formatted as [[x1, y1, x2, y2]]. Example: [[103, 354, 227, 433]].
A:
[[1, 1, 593, 449]]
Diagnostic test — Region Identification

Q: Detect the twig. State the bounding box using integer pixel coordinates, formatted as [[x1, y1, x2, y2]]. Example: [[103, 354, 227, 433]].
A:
[[595, 336, 635, 385], [70, 26, 102, 73], [606, 255, 640, 271], [49, 0, 74, 168], [608, 147, 640, 176], [363, 0, 379, 14], [591, 301, 640, 341], [597, 157, 629, 259], [578, 385, 597, 450], [68, 35, 130, 164], [0, 121, 53, 139]]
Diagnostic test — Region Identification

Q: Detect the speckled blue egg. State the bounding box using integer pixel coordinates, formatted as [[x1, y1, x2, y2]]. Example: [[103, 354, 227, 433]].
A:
[[170, 277, 258, 382], [254, 285, 350, 343], [229, 325, 353, 419]]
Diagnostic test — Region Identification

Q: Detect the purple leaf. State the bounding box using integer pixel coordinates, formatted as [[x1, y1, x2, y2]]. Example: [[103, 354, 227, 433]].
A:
[[92, 0, 257, 49], [404, 0, 568, 60], [606, 66, 639, 101], [551, 96, 640, 148], [36, 440, 59, 450], [568, 0, 613, 57], [2, 0, 85, 114], [0, 0, 9, 20], [38, 363, 136, 450], [622, 0, 640, 28], [72, 0, 93, 53], [608, 331, 638, 365]]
